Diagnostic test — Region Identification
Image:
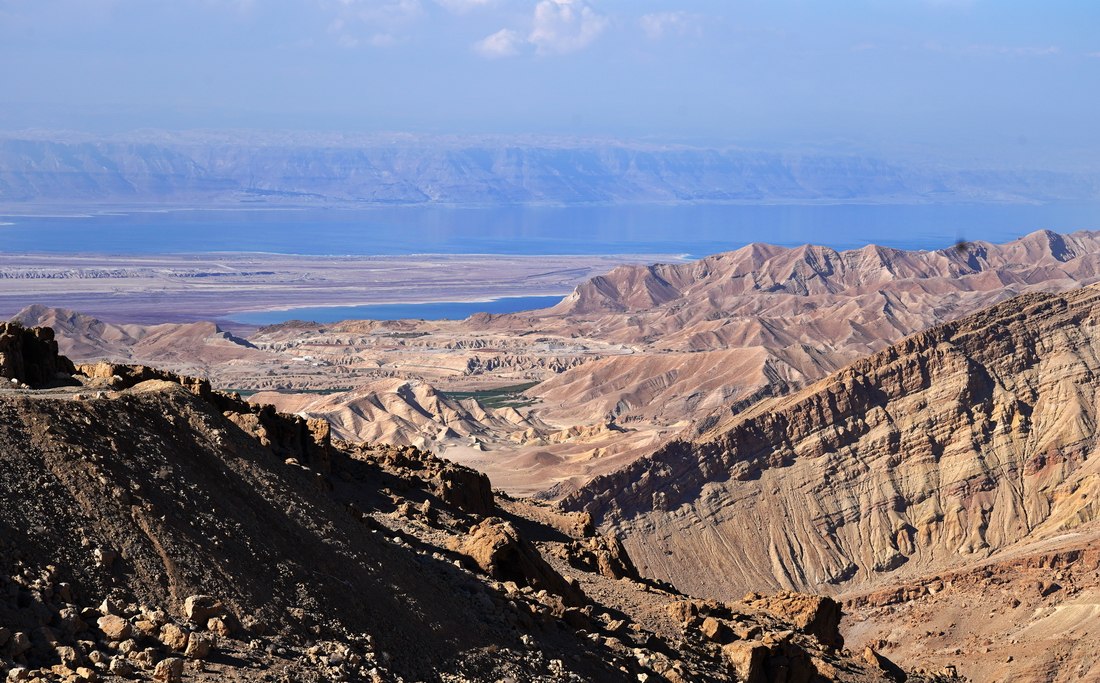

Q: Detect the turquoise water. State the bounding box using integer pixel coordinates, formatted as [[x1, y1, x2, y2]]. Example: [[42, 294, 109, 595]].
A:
[[3, 202, 1099, 256], [228, 295, 565, 325]]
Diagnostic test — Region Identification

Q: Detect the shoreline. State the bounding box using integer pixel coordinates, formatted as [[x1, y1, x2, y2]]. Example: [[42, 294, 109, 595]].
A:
[[0, 251, 654, 326], [221, 293, 568, 325]]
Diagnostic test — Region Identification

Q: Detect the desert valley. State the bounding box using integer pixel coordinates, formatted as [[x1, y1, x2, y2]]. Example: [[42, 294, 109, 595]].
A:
[[5, 1, 1100, 681], [4, 228, 1100, 681]]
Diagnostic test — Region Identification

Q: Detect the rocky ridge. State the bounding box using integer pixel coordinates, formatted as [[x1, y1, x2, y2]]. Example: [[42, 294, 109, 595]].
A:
[[562, 285, 1100, 680], [0, 327, 950, 682]]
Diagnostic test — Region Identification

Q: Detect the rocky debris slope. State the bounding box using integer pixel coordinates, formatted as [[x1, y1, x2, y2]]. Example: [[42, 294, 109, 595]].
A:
[[565, 285, 1100, 597], [843, 532, 1100, 681], [0, 328, 947, 682]]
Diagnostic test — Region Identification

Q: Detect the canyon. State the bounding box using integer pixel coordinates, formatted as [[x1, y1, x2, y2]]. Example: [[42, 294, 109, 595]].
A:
[[7, 230, 1100, 680], [563, 286, 1100, 680], [0, 323, 955, 682]]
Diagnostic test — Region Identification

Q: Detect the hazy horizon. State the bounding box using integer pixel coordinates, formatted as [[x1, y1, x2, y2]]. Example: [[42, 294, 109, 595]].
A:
[[3, 1, 1099, 170]]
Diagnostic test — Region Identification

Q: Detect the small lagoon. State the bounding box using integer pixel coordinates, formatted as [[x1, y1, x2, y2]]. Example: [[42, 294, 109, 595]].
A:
[[227, 294, 565, 325]]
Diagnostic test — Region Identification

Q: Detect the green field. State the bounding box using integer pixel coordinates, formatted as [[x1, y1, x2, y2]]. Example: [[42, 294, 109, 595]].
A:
[[441, 382, 539, 409]]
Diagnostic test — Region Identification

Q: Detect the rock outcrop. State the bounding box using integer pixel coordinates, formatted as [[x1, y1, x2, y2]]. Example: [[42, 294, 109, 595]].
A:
[[0, 322, 76, 387]]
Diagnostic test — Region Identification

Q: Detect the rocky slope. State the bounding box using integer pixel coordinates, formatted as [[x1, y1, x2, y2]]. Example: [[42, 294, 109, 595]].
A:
[[843, 531, 1100, 682], [0, 328, 950, 682], [562, 285, 1100, 680]]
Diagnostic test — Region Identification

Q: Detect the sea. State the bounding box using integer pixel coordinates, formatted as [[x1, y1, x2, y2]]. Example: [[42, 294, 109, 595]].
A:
[[3, 201, 1099, 323]]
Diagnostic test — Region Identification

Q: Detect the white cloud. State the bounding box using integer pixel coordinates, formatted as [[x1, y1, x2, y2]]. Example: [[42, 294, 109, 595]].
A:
[[325, 0, 423, 48], [471, 0, 607, 59], [474, 28, 522, 58], [638, 11, 699, 41], [528, 0, 608, 55], [435, 0, 494, 13]]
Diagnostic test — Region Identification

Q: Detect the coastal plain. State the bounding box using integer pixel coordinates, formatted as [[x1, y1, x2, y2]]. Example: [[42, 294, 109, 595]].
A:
[[0, 251, 669, 324]]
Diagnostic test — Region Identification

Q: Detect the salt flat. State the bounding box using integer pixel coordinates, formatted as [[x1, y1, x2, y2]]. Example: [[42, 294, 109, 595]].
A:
[[0, 251, 671, 325]]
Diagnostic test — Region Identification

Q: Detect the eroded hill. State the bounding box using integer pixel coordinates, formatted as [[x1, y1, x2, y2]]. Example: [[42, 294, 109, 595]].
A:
[[563, 286, 1100, 681], [22, 230, 1100, 500], [0, 323, 950, 682]]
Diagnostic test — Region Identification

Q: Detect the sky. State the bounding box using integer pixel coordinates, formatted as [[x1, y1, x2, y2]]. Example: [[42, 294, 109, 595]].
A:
[[1, 0, 1099, 166]]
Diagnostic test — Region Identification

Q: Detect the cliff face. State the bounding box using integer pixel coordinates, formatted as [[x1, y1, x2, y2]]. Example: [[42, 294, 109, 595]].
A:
[[564, 286, 1100, 600]]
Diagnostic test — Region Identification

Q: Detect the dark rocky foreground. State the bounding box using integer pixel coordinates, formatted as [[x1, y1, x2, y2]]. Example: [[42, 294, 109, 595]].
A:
[[0, 323, 957, 682]]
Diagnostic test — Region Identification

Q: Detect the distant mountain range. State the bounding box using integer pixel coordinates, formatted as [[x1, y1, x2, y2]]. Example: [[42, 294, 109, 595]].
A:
[[2, 131, 1099, 207]]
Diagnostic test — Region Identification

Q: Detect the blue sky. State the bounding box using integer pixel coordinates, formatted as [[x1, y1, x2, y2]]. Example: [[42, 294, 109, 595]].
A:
[[1, 0, 1098, 166]]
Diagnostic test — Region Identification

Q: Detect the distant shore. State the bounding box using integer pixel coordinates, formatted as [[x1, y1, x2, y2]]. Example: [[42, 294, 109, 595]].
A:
[[0, 251, 669, 326]]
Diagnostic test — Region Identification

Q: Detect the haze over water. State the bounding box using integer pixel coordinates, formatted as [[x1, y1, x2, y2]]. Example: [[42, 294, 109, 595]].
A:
[[4, 202, 1100, 257]]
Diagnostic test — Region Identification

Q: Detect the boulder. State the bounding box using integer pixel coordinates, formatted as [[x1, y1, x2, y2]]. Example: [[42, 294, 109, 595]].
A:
[[457, 518, 585, 606], [5, 631, 31, 657], [55, 644, 84, 668], [153, 657, 184, 683], [206, 617, 231, 638], [183, 595, 225, 624], [184, 632, 214, 659], [97, 615, 132, 641], [434, 466, 494, 516], [742, 592, 844, 649], [159, 623, 189, 651], [722, 641, 768, 683], [862, 647, 907, 682], [562, 535, 641, 581], [700, 617, 732, 644], [108, 656, 134, 677], [0, 323, 77, 388]]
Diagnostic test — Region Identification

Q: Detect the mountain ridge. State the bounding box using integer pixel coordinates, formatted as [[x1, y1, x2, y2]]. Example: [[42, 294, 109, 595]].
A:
[[4, 134, 1098, 206], [563, 284, 1100, 594]]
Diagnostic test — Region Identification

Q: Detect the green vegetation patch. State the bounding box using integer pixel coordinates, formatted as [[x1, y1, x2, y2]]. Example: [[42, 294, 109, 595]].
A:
[[441, 381, 539, 409]]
